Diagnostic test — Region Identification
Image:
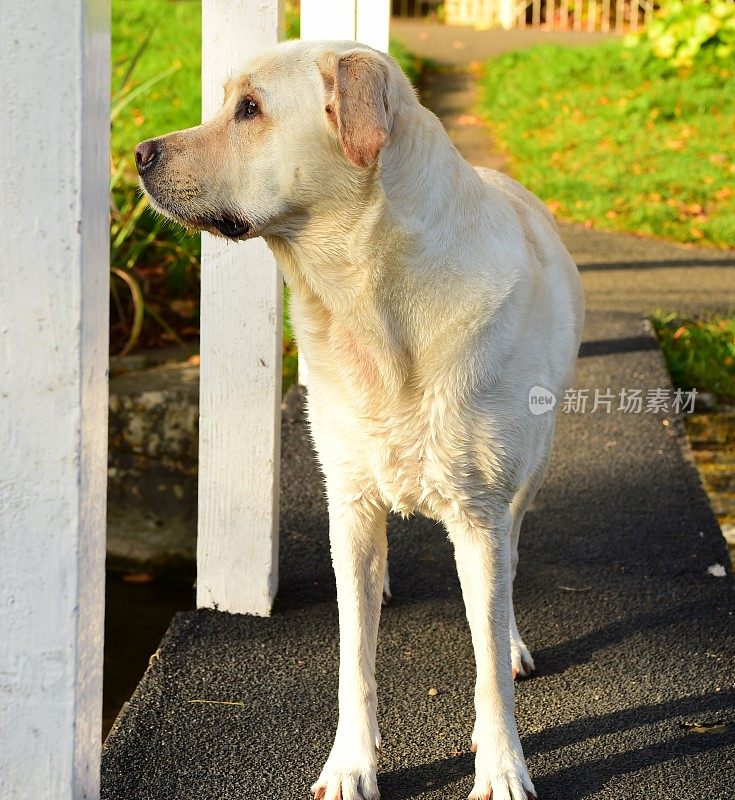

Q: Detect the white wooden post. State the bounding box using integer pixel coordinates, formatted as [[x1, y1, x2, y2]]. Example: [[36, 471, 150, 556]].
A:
[[0, 1, 110, 797], [499, 0, 516, 29], [298, 0, 390, 386], [198, 0, 285, 617], [301, 0, 356, 42], [357, 0, 391, 52]]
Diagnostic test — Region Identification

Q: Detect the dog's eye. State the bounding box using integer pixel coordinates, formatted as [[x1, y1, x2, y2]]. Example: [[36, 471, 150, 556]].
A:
[[236, 97, 260, 120]]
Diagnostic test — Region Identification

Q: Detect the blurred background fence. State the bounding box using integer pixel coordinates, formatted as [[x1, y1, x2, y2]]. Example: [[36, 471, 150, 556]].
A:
[[393, 0, 734, 32]]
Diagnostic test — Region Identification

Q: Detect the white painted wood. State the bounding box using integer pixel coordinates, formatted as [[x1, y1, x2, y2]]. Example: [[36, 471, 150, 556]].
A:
[[357, 0, 390, 52], [198, 0, 285, 617], [301, 0, 356, 42], [499, 0, 516, 29], [588, 0, 598, 31], [532, 0, 541, 28], [301, 1, 390, 54], [616, 0, 625, 31], [0, 0, 109, 797]]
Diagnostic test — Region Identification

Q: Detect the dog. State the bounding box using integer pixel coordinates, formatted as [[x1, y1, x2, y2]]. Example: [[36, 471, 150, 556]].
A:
[[136, 39, 584, 800]]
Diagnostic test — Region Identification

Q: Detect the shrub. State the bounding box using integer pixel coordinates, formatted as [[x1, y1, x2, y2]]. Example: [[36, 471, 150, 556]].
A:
[[628, 0, 735, 66]]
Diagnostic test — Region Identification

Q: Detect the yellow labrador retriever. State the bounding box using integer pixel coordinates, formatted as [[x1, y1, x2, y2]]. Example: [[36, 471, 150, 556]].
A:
[[136, 40, 584, 800]]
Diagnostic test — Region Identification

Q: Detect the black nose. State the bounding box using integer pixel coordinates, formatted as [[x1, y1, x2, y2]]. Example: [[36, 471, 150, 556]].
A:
[[135, 139, 161, 174]]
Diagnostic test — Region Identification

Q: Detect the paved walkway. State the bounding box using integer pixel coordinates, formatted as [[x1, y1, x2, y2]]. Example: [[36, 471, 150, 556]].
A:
[[101, 25, 735, 800]]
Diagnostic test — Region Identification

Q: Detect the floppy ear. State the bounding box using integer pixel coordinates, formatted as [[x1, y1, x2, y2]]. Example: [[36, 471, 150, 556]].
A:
[[319, 49, 391, 170]]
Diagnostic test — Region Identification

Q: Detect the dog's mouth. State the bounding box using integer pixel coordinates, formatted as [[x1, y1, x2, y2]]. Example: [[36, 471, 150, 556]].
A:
[[209, 214, 250, 239]]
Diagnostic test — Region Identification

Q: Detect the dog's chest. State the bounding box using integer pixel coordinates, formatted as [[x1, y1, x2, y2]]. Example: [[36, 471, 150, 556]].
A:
[[364, 391, 466, 519], [311, 315, 480, 517]]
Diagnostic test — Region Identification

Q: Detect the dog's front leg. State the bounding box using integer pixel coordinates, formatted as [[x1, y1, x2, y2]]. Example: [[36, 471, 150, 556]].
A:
[[311, 490, 387, 800], [447, 509, 536, 800]]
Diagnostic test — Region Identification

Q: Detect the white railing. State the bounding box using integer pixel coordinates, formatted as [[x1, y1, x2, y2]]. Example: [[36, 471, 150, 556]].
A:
[[445, 0, 658, 31], [0, 1, 388, 797], [0, 2, 110, 797]]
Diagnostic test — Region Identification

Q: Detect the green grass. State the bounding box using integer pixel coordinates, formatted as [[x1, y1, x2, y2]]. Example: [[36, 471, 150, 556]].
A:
[[651, 313, 735, 401], [479, 42, 735, 247], [112, 0, 202, 160]]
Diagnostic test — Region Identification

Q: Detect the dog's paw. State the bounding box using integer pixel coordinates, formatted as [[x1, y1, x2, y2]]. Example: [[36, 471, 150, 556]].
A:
[[469, 729, 535, 800], [511, 638, 535, 680], [468, 763, 536, 800], [311, 767, 379, 800], [468, 775, 536, 800]]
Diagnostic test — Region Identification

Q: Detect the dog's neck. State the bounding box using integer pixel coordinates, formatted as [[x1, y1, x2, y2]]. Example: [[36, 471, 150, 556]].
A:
[[266, 182, 388, 313], [267, 103, 484, 318], [265, 102, 486, 398]]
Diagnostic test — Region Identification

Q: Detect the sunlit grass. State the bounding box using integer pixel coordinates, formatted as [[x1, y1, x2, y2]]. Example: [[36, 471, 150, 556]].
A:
[[651, 313, 735, 401], [480, 42, 735, 247]]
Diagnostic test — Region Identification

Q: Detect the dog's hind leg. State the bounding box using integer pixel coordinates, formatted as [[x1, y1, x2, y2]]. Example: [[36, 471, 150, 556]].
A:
[[447, 508, 536, 800], [509, 508, 535, 680], [311, 488, 387, 800], [508, 434, 552, 680], [381, 559, 392, 606]]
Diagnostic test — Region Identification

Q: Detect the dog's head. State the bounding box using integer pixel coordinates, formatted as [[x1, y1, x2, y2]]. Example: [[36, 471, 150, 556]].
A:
[[135, 41, 405, 241]]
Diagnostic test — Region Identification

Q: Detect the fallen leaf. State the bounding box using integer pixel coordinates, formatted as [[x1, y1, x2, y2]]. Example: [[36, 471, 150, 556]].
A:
[[170, 298, 198, 317], [681, 720, 730, 734], [187, 699, 245, 708], [122, 572, 154, 584]]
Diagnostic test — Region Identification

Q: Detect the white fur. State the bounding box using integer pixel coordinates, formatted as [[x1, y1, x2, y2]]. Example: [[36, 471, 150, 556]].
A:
[[138, 39, 584, 800]]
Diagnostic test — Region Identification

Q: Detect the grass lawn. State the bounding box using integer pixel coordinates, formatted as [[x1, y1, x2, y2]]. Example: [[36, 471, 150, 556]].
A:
[[651, 313, 735, 402], [479, 42, 735, 248]]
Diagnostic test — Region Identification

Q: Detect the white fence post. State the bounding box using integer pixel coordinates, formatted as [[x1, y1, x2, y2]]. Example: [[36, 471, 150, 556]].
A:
[[0, 1, 110, 797], [300, 0, 356, 42], [198, 0, 285, 617], [357, 0, 391, 52], [499, 0, 516, 29]]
